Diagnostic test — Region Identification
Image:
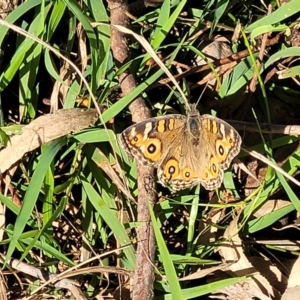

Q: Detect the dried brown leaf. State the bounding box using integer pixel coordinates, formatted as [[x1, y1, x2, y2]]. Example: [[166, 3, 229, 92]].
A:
[[0, 109, 98, 173], [286, 255, 300, 289], [218, 216, 280, 300]]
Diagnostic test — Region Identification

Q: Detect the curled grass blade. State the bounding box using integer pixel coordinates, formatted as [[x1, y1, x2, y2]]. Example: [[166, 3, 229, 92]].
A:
[[245, 0, 300, 33], [265, 47, 300, 69], [249, 24, 290, 43], [186, 186, 200, 256]]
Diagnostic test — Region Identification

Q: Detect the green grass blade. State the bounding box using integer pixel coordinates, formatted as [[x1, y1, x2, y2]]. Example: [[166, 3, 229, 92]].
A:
[[20, 196, 67, 262], [0, 11, 46, 93], [151, 0, 170, 41], [249, 24, 290, 43], [47, 0, 66, 40], [19, 2, 47, 119], [0, 0, 49, 45], [81, 177, 136, 270], [101, 68, 164, 123], [275, 171, 300, 213], [247, 204, 294, 233], [151, 0, 186, 50], [245, 0, 300, 32], [157, 276, 247, 299], [149, 202, 184, 300], [210, 0, 229, 34], [62, 0, 99, 92], [265, 47, 300, 69], [279, 65, 300, 78], [6, 137, 68, 264], [87, 0, 110, 88], [5, 229, 74, 266]]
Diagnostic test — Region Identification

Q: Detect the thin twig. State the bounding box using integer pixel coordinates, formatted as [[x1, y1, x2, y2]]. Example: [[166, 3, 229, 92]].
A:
[[242, 147, 300, 188], [148, 32, 283, 90], [107, 1, 157, 300], [227, 120, 300, 135], [6, 257, 86, 300]]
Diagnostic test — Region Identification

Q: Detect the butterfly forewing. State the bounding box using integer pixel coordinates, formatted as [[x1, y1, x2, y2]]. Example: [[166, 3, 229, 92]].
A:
[[200, 115, 241, 169], [120, 114, 187, 167]]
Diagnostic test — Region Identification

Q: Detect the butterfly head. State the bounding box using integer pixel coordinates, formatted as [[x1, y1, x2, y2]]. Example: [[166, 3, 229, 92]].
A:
[[186, 103, 199, 115]]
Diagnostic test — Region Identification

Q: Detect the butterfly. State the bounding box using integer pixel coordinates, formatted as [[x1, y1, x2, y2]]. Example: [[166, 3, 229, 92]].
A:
[[120, 105, 241, 190]]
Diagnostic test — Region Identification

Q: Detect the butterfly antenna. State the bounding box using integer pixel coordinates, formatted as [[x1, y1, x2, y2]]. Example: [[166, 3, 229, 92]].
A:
[[195, 82, 209, 107]]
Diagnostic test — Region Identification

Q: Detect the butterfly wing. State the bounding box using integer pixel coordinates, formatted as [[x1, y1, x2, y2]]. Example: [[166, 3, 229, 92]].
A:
[[200, 115, 241, 168], [195, 114, 242, 190], [157, 142, 204, 190], [157, 114, 241, 191], [119, 114, 187, 167]]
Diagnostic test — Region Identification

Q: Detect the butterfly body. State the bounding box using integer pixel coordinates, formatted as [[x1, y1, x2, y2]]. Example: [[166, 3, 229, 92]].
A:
[[120, 105, 241, 191]]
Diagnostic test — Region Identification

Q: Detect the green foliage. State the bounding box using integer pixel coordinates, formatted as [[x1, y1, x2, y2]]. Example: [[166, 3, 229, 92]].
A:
[[0, 0, 300, 298]]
